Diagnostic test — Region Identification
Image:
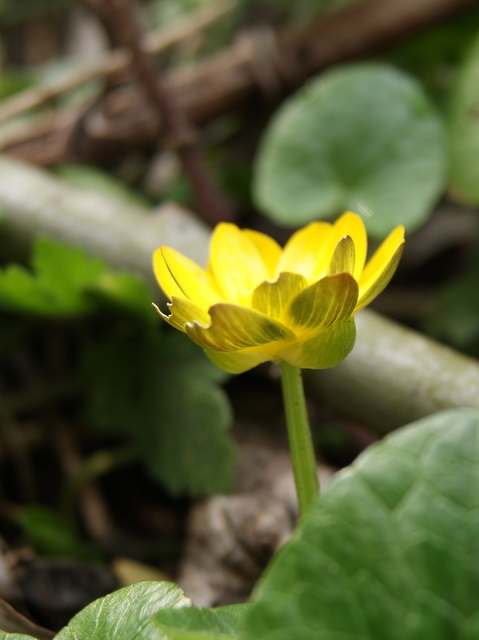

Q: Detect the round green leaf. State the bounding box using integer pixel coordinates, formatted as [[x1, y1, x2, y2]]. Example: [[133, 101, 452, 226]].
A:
[[448, 33, 479, 203], [242, 408, 479, 639], [253, 63, 447, 237]]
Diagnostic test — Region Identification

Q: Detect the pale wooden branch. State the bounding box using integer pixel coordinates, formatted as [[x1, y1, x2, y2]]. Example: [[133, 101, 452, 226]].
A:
[[0, 0, 476, 165], [307, 310, 479, 432], [0, 0, 236, 125], [0, 156, 478, 431], [0, 154, 210, 285]]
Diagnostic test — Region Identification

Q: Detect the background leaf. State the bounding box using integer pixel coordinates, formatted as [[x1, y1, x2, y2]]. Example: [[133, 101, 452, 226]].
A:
[[83, 330, 235, 496], [448, 31, 479, 203], [242, 408, 479, 640], [55, 581, 190, 640], [253, 63, 447, 237], [0, 238, 106, 315]]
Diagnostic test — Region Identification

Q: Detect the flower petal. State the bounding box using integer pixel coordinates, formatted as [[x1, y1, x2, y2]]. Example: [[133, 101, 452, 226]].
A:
[[242, 229, 282, 279], [287, 273, 358, 331], [153, 296, 210, 332], [251, 272, 307, 320], [277, 222, 332, 278], [186, 303, 296, 352], [357, 226, 405, 310], [328, 235, 356, 276], [208, 224, 271, 300], [154, 247, 222, 307], [312, 212, 368, 280], [279, 318, 356, 369], [204, 349, 271, 374]]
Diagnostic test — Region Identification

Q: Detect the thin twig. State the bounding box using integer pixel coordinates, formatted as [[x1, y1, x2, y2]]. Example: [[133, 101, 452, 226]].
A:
[[101, 0, 234, 225], [0, 0, 236, 125]]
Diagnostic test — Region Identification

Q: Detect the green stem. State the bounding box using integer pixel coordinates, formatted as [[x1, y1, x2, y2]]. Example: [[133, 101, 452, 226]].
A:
[[280, 360, 319, 519]]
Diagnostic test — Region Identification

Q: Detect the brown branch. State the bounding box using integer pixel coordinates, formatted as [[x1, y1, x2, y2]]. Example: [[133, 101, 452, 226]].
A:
[[100, 0, 234, 225], [0, 0, 236, 125], [0, 0, 476, 165]]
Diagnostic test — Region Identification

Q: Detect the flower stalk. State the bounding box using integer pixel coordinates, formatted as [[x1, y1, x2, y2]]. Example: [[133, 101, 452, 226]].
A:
[[280, 360, 319, 518]]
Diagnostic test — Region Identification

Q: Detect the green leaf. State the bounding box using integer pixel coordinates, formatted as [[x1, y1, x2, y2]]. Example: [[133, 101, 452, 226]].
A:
[[83, 330, 235, 496], [20, 505, 99, 561], [254, 63, 446, 237], [448, 32, 479, 203], [153, 604, 248, 639], [55, 581, 190, 640], [0, 238, 106, 315], [242, 408, 479, 639]]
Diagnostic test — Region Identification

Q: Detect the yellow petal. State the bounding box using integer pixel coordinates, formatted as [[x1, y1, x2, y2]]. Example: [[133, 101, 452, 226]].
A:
[[186, 303, 295, 351], [208, 223, 271, 300], [243, 229, 282, 279], [251, 272, 307, 320], [357, 226, 405, 310], [154, 296, 210, 332], [277, 221, 332, 278], [328, 235, 356, 276], [154, 247, 222, 308], [312, 212, 368, 280], [204, 349, 271, 374], [287, 273, 358, 331], [280, 318, 356, 369]]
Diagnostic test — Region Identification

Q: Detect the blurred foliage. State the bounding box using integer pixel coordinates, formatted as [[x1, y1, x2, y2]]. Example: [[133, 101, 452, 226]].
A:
[[0, 234, 236, 497], [253, 63, 446, 237]]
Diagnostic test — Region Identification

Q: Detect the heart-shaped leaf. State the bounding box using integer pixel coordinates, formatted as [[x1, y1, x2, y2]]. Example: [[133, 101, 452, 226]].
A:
[[254, 63, 446, 237]]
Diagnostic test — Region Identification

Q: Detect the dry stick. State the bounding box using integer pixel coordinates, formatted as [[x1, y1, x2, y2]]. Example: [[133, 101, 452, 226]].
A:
[[0, 0, 476, 166], [101, 0, 234, 226], [0, 0, 236, 125]]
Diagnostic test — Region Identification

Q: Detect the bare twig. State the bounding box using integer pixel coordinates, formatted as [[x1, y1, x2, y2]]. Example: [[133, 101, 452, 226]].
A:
[[100, 0, 234, 225], [0, 0, 236, 125], [0, 0, 476, 166]]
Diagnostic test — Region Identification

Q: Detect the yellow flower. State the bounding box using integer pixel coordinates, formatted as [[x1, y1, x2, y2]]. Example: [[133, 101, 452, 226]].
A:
[[153, 212, 405, 373]]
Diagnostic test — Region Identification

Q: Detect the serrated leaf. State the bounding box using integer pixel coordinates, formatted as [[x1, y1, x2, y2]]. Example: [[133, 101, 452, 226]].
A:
[[242, 408, 479, 640], [448, 32, 479, 203], [83, 330, 235, 496], [0, 238, 106, 315], [254, 63, 446, 237], [55, 581, 190, 640], [153, 604, 248, 639]]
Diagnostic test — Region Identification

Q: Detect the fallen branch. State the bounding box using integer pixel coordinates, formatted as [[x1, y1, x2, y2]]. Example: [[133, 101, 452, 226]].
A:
[[0, 156, 478, 431], [0, 0, 476, 165], [307, 309, 479, 432], [0, 154, 210, 283]]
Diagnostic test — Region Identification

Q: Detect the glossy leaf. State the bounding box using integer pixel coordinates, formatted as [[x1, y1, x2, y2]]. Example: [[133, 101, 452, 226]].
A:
[[242, 408, 479, 639], [254, 63, 446, 237], [55, 581, 190, 640]]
